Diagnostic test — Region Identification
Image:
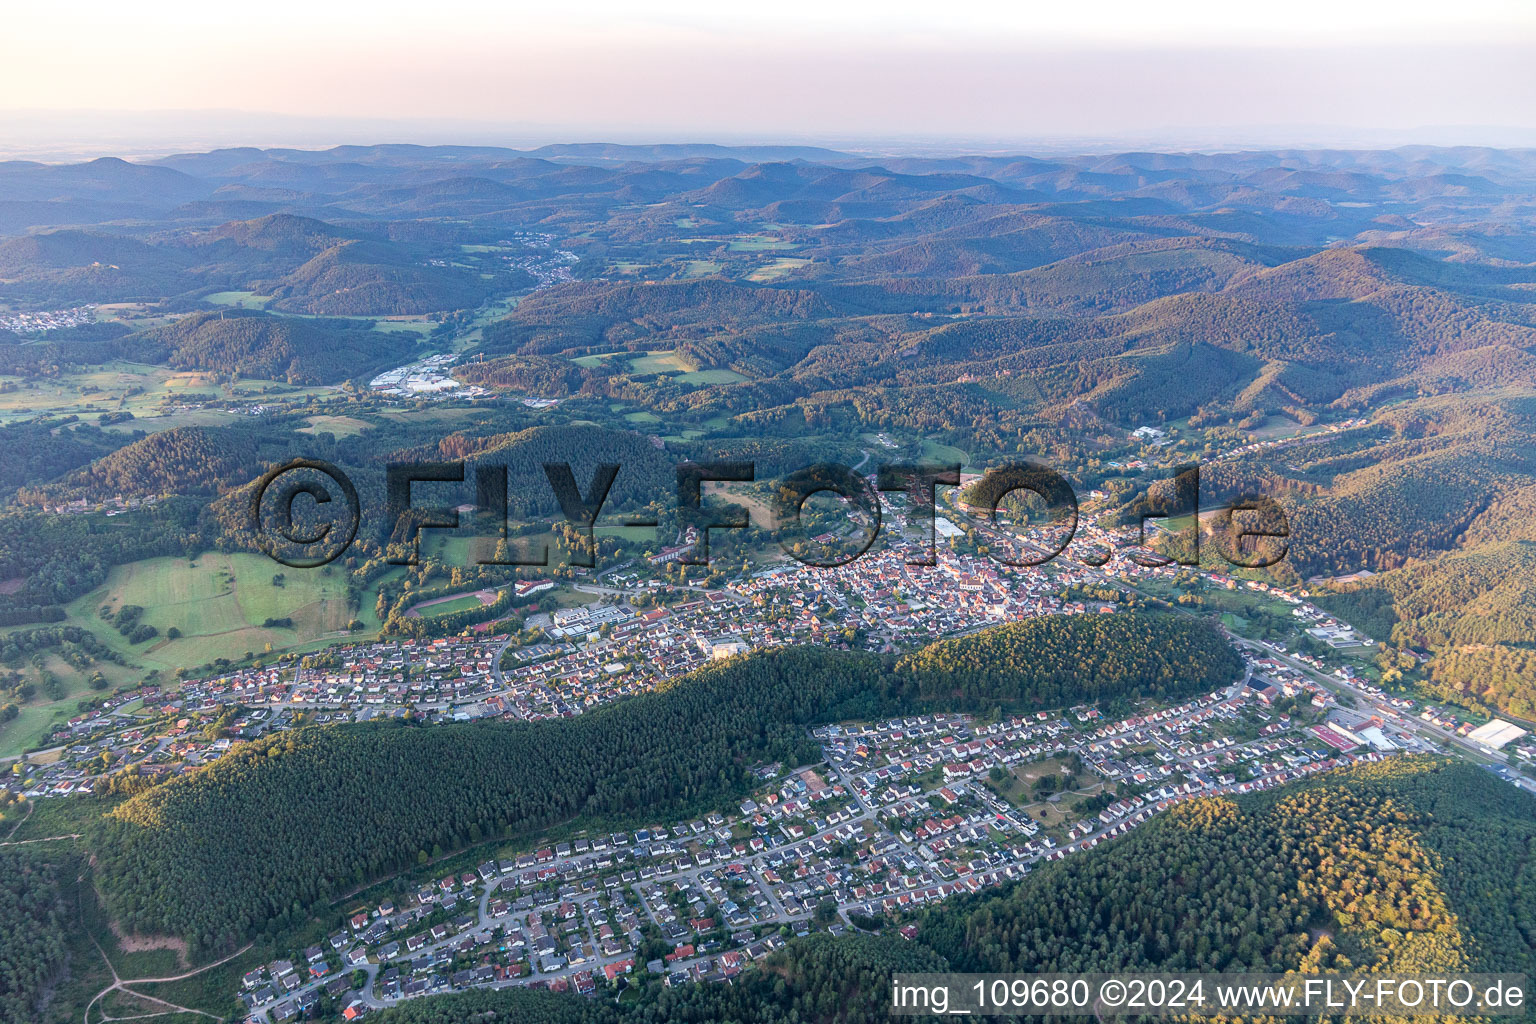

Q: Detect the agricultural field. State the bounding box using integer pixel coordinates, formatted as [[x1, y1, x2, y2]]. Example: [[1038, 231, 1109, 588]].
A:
[[371, 316, 437, 336]]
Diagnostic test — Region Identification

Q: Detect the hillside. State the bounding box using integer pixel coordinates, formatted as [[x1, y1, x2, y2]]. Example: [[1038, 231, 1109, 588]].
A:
[[362, 758, 1536, 1024], [1317, 540, 1536, 649], [0, 230, 199, 304], [919, 757, 1536, 977], [264, 239, 504, 315], [897, 612, 1242, 707], [39, 425, 268, 501], [145, 308, 417, 383]]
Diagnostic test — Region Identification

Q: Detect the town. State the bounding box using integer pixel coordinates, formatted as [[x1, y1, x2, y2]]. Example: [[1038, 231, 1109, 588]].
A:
[[8, 496, 1533, 1022], [229, 679, 1413, 1023]]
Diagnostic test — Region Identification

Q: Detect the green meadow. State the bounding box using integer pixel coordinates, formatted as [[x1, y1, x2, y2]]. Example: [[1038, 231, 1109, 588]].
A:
[[0, 550, 398, 755], [203, 290, 272, 308]]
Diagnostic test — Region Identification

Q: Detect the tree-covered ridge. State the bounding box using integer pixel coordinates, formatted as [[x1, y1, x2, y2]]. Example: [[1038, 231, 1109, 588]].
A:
[[918, 757, 1535, 979], [1424, 646, 1536, 722], [144, 308, 419, 384], [1207, 391, 1536, 579], [0, 420, 132, 494], [1316, 540, 1536, 650], [93, 614, 1239, 952], [31, 424, 266, 500], [0, 851, 69, 1024], [897, 612, 1242, 708], [263, 239, 513, 316]]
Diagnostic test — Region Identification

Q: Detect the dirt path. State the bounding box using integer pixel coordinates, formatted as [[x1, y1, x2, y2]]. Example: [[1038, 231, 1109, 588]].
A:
[[79, 862, 250, 1024], [1, 800, 31, 841], [0, 832, 82, 847], [83, 931, 252, 1024]]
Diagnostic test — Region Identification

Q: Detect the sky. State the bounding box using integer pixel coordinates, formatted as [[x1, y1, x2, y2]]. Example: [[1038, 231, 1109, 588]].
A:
[[4, 0, 1536, 155]]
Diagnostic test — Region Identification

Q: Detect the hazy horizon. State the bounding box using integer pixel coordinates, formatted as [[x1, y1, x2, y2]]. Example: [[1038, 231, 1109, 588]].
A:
[[3, 108, 1536, 165], [4, 1, 1535, 161]]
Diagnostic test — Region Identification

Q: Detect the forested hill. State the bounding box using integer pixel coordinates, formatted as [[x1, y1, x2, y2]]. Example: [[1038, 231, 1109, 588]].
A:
[[0, 850, 69, 1024], [898, 612, 1242, 707], [93, 613, 1238, 952], [358, 758, 1536, 1024], [919, 757, 1536, 978], [1308, 540, 1536, 717], [143, 308, 419, 384]]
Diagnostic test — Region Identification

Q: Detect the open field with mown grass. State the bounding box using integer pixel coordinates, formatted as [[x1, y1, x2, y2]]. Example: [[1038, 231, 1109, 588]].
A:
[[70, 552, 368, 670]]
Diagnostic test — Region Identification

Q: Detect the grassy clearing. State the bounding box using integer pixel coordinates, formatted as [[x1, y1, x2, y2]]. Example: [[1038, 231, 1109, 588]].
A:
[[593, 524, 660, 543], [680, 259, 722, 278], [1248, 414, 1308, 439], [984, 756, 1078, 806], [746, 257, 812, 282], [299, 413, 372, 437], [0, 699, 79, 759], [728, 235, 797, 252], [202, 290, 271, 308], [920, 439, 971, 467], [64, 552, 361, 673], [420, 532, 498, 568], [701, 482, 778, 530], [628, 350, 692, 374]]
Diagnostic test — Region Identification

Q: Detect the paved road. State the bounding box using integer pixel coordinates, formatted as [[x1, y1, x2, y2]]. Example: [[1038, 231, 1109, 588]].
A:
[[1230, 636, 1536, 788]]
